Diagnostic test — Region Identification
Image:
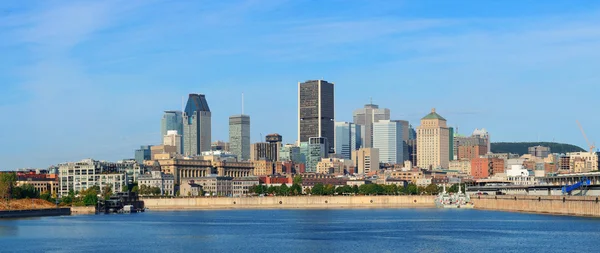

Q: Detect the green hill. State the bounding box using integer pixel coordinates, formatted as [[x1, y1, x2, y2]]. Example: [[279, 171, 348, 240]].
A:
[[491, 142, 585, 155]]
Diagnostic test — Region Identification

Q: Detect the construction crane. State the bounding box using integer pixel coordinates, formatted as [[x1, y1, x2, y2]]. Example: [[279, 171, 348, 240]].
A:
[[576, 120, 596, 153]]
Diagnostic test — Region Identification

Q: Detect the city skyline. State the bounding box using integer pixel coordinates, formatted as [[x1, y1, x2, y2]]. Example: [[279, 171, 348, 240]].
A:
[[2, 1, 600, 170]]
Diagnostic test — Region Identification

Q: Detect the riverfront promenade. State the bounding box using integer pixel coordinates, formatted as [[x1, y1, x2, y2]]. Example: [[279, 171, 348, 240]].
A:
[[473, 195, 600, 217], [142, 196, 436, 210], [143, 195, 600, 217]]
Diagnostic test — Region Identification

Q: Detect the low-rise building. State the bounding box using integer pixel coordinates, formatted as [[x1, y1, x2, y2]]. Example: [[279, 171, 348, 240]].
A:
[[58, 159, 128, 196], [449, 160, 471, 175], [194, 176, 233, 196], [180, 180, 202, 197], [252, 160, 274, 176], [316, 158, 354, 175], [138, 161, 175, 196], [16, 177, 58, 196], [232, 177, 259, 197], [387, 170, 424, 184], [471, 157, 505, 179]]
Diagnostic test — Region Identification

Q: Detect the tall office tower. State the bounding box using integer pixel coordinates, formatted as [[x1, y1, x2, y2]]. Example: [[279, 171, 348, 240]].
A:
[[229, 115, 250, 161], [265, 133, 283, 161], [183, 94, 211, 157], [298, 80, 335, 153], [417, 108, 451, 169], [250, 134, 282, 162], [334, 122, 362, 160], [163, 130, 182, 155], [161, 111, 183, 153], [353, 103, 390, 148], [409, 125, 417, 140], [373, 120, 404, 164]]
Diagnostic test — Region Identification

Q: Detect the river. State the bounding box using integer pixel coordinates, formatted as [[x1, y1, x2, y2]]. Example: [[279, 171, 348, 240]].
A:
[[1, 209, 599, 252]]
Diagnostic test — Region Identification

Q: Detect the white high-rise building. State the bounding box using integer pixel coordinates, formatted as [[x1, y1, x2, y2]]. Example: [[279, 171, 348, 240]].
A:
[[353, 103, 390, 148], [229, 115, 250, 161], [334, 122, 362, 160], [163, 130, 182, 155], [373, 120, 404, 164]]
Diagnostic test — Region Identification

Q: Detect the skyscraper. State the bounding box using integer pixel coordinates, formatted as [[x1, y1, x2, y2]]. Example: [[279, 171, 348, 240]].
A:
[[229, 115, 250, 161], [183, 94, 211, 156], [353, 103, 390, 148], [417, 108, 450, 169], [250, 134, 282, 162], [161, 111, 183, 153], [373, 120, 404, 164], [298, 80, 335, 153], [334, 122, 362, 160]]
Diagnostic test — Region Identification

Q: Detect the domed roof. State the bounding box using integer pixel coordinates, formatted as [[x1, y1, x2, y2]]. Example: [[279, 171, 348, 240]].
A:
[[421, 108, 446, 121]]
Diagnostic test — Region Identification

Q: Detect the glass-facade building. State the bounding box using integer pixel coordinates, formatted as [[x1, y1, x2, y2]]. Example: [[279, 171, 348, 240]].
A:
[[229, 115, 250, 161], [161, 111, 183, 154], [373, 120, 404, 164], [334, 122, 362, 160], [134, 145, 153, 164], [183, 94, 212, 156]]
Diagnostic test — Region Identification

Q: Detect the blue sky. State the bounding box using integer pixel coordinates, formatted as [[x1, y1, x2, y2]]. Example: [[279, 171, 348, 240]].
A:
[[1, 0, 600, 170]]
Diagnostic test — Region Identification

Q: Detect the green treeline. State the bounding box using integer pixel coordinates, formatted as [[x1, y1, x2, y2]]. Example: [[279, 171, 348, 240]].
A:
[[491, 142, 585, 155]]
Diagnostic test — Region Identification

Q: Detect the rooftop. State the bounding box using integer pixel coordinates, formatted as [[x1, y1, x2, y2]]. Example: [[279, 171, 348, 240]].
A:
[[421, 108, 446, 121]]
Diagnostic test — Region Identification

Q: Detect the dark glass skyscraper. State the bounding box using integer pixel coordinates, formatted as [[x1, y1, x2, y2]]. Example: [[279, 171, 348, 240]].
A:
[[298, 80, 334, 153], [183, 94, 211, 156]]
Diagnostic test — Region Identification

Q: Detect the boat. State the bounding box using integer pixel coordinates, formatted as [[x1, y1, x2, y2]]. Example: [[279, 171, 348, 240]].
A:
[[434, 184, 474, 209]]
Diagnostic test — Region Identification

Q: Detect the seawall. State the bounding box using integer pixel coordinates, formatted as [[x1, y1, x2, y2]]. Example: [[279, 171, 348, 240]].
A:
[[0, 208, 71, 219], [71, 206, 96, 215], [472, 195, 600, 217], [143, 196, 436, 210]]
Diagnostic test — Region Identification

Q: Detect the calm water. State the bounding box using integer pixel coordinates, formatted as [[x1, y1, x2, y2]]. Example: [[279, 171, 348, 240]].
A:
[[1, 209, 599, 252]]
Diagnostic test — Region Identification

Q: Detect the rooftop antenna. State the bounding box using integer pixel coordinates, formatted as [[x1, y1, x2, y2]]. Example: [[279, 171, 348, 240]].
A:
[[242, 92, 245, 115], [370, 97, 373, 105]]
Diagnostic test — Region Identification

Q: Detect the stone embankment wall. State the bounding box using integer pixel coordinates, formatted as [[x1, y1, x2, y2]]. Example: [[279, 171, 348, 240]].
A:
[[472, 195, 600, 217], [71, 206, 96, 215], [143, 196, 436, 210], [0, 208, 71, 219]]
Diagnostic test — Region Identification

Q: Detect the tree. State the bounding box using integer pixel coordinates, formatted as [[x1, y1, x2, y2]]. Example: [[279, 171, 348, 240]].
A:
[[131, 185, 139, 193], [0, 172, 17, 200], [267, 186, 276, 195], [447, 184, 458, 193], [40, 192, 54, 202], [122, 185, 129, 193], [352, 185, 359, 195], [293, 175, 303, 185], [305, 187, 312, 195], [61, 195, 73, 205], [311, 183, 324, 196], [405, 183, 418, 195], [83, 193, 98, 206], [152, 187, 161, 196], [324, 184, 335, 195], [290, 183, 302, 196], [280, 184, 290, 196], [102, 185, 113, 200], [424, 184, 440, 195]]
